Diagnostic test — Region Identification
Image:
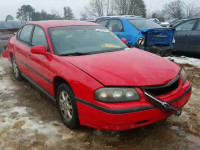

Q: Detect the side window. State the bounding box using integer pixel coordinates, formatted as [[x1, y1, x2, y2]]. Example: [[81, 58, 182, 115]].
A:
[[97, 20, 109, 27], [176, 20, 197, 31], [19, 25, 34, 43], [107, 20, 123, 32], [195, 21, 200, 31], [17, 28, 22, 38], [31, 26, 48, 50]]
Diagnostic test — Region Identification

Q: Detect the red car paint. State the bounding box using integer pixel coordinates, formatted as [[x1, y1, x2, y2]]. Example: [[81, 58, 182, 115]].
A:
[[2, 21, 192, 131]]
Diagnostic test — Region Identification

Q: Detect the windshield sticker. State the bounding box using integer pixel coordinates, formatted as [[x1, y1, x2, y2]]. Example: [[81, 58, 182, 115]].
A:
[[96, 29, 109, 32]]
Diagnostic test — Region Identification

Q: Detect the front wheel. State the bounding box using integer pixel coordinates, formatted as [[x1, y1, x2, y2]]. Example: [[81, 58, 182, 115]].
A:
[[12, 56, 23, 80], [56, 83, 79, 129]]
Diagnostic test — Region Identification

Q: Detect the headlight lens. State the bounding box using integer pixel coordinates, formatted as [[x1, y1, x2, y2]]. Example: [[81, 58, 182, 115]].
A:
[[180, 69, 187, 85], [137, 37, 145, 46], [94, 88, 140, 102]]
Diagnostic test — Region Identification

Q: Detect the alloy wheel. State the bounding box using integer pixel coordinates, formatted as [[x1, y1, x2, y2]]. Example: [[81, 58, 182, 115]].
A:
[[59, 91, 73, 122], [12, 59, 19, 78]]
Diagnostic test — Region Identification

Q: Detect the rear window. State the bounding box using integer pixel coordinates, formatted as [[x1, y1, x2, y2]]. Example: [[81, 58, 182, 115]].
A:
[[129, 19, 162, 30]]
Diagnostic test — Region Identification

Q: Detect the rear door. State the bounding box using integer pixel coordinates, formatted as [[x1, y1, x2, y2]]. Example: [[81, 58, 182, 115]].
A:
[[107, 19, 124, 39], [174, 19, 198, 52], [97, 19, 132, 45], [15, 25, 34, 75], [187, 19, 200, 54]]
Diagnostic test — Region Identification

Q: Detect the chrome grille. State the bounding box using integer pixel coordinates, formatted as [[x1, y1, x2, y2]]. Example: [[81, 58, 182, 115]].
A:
[[142, 75, 180, 96]]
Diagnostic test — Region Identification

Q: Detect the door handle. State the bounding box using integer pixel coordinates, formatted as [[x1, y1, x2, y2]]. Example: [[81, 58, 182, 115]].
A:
[[27, 52, 31, 56]]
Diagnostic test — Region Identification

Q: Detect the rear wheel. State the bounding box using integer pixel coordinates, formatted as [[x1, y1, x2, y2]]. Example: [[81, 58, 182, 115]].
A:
[[12, 56, 23, 80], [56, 83, 79, 129]]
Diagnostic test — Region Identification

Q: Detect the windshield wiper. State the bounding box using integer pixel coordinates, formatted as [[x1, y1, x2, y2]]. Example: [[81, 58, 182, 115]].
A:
[[59, 48, 128, 56], [59, 52, 90, 56]]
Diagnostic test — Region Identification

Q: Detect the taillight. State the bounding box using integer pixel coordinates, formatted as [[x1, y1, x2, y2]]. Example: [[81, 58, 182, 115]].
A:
[[137, 37, 145, 46]]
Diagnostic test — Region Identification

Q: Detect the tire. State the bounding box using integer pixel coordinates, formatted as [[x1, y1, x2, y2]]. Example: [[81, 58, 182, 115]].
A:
[[12, 56, 23, 81], [56, 83, 79, 129]]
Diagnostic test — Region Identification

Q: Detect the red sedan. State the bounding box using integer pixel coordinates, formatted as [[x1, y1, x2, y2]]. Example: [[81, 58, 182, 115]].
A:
[[2, 21, 192, 131]]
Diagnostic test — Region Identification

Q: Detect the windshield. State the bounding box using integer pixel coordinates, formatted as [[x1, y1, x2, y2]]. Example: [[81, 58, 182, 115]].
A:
[[172, 20, 186, 27], [48, 26, 127, 55], [129, 19, 162, 30]]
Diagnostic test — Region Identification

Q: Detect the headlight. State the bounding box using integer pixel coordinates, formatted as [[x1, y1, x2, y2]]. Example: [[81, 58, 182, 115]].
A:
[[94, 88, 140, 102], [137, 37, 145, 46], [180, 69, 187, 85]]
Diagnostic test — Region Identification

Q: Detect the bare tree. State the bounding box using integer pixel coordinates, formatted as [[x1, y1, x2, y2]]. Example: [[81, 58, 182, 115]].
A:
[[80, 12, 89, 21], [162, 0, 200, 19], [163, 0, 185, 19], [114, 0, 128, 15], [184, 2, 200, 19], [151, 10, 165, 22], [85, 0, 105, 17], [114, 0, 146, 17], [84, 0, 146, 18]]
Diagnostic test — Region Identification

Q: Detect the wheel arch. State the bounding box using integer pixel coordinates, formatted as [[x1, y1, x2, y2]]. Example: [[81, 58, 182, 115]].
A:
[[53, 76, 73, 98], [9, 52, 13, 61]]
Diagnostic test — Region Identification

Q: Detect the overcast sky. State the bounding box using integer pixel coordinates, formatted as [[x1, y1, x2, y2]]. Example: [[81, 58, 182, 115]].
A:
[[0, 0, 198, 20]]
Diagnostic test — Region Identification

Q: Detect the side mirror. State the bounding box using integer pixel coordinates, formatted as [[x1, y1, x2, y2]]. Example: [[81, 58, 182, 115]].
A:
[[121, 38, 127, 44], [31, 45, 47, 55]]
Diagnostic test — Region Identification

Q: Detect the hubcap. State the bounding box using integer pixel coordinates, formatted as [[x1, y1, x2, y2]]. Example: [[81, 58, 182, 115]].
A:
[[59, 91, 73, 122], [13, 59, 19, 78]]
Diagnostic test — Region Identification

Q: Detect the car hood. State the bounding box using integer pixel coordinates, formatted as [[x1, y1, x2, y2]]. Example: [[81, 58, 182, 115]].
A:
[[63, 48, 180, 86]]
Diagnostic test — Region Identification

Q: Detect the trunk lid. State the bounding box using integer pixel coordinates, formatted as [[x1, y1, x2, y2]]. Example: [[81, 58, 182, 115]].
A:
[[141, 28, 175, 46]]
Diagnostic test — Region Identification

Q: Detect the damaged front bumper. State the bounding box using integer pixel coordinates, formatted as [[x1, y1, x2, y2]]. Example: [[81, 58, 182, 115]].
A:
[[144, 90, 183, 116], [76, 81, 192, 131]]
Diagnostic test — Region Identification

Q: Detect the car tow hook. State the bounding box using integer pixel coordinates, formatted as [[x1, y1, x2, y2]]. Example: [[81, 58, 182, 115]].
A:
[[144, 91, 182, 116]]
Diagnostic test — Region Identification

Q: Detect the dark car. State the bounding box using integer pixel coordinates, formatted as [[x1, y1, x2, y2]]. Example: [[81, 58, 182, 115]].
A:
[[174, 18, 200, 56], [95, 16, 175, 55], [0, 21, 23, 54]]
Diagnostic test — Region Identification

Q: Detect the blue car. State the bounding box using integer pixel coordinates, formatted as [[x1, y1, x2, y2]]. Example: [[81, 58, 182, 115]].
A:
[[95, 16, 175, 55]]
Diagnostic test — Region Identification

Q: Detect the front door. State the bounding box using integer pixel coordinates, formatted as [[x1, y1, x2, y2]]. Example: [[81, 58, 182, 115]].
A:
[[187, 20, 200, 55], [174, 19, 198, 52], [26, 25, 53, 95]]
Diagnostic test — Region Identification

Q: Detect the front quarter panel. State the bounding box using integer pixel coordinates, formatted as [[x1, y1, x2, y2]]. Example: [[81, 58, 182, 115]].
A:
[[51, 56, 103, 101]]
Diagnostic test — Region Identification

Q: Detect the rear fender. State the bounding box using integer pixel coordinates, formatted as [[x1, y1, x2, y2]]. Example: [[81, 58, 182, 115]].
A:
[[2, 47, 10, 58]]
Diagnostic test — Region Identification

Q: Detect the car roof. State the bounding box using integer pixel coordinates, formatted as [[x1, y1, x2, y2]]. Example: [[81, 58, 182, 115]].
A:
[[0, 21, 23, 29], [26, 20, 100, 28], [96, 16, 143, 21]]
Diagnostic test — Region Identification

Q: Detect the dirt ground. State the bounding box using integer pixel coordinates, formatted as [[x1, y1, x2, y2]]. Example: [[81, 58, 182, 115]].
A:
[[0, 57, 200, 150]]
